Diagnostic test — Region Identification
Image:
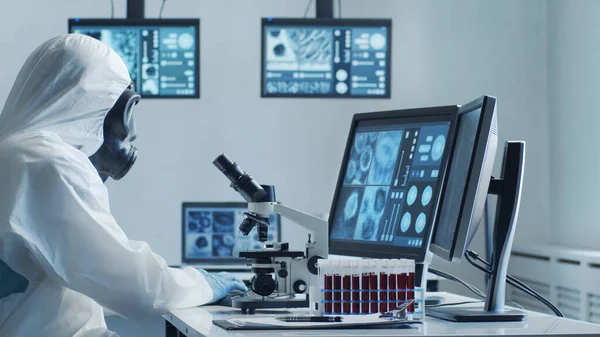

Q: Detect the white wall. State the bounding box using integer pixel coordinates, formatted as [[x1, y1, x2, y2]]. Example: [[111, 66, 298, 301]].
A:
[[0, 0, 551, 335], [547, 0, 600, 250]]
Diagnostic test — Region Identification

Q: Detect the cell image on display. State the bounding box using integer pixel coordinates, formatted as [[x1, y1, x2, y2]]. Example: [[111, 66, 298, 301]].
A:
[[186, 211, 212, 233], [344, 132, 377, 185], [212, 211, 235, 233], [353, 186, 389, 241], [186, 233, 211, 257], [213, 234, 235, 257], [331, 187, 364, 239], [265, 27, 333, 95], [367, 131, 403, 185]]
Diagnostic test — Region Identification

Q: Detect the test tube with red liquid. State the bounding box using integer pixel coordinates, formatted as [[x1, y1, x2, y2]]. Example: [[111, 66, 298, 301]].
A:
[[360, 260, 370, 314], [378, 260, 389, 313], [406, 259, 415, 315], [397, 259, 407, 308], [342, 261, 351, 314], [351, 260, 360, 314], [333, 260, 342, 314], [321, 259, 333, 314], [369, 260, 378, 313], [388, 259, 398, 311]]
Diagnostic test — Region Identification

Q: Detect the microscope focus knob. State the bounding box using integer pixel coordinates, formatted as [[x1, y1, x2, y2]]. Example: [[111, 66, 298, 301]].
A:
[[293, 280, 307, 294], [278, 269, 288, 279], [251, 275, 276, 297]]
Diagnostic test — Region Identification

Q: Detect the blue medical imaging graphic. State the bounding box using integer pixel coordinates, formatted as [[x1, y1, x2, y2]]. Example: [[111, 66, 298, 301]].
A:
[[344, 132, 378, 185], [331, 187, 364, 239], [415, 212, 427, 234], [367, 131, 402, 185], [407, 185, 418, 206], [354, 186, 390, 241], [263, 23, 390, 97], [421, 185, 433, 206], [400, 212, 412, 233]]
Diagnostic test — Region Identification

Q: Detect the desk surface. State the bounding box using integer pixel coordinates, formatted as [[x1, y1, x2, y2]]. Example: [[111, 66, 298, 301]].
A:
[[164, 292, 600, 337]]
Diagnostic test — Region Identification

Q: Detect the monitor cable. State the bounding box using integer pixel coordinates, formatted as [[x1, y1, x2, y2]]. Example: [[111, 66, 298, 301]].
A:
[[303, 0, 314, 18], [465, 249, 564, 317], [110, 0, 114, 19], [428, 267, 524, 310], [159, 0, 167, 19]]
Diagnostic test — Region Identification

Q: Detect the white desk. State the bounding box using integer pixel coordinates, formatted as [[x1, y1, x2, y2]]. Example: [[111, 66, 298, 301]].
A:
[[163, 292, 600, 337]]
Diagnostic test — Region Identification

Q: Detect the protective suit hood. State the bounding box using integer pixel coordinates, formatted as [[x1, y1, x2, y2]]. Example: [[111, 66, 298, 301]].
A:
[[0, 34, 131, 155]]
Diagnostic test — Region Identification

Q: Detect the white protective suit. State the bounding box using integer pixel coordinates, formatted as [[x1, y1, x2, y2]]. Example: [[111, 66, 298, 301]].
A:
[[0, 34, 212, 337]]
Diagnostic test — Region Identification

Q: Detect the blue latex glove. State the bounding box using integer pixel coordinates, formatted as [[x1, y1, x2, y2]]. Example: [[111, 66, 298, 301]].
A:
[[198, 270, 248, 303]]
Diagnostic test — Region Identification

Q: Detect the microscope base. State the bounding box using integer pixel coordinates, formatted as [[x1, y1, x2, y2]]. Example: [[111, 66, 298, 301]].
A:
[[231, 296, 309, 314]]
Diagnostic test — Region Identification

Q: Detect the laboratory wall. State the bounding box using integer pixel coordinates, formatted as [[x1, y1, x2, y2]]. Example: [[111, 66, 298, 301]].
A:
[[0, 0, 550, 335], [547, 0, 600, 250]]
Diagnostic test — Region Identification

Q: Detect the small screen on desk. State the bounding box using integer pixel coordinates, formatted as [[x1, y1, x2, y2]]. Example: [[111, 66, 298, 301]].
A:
[[182, 203, 280, 264]]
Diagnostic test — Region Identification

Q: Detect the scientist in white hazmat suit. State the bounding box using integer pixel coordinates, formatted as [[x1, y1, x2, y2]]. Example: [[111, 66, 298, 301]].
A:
[[0, 34, 246, 337]]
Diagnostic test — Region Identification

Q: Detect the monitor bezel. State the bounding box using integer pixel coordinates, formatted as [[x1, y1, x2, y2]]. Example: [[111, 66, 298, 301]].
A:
[[181, 201, 282, 265], [429, 96, 498, 262], [328, 106, 460, 262], [68, 18, 200, 99], [260, 18, 392, 99]]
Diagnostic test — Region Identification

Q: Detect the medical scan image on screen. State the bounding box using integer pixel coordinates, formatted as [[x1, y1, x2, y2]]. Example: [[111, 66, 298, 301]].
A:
[[330, 121, 450, 248], [263, 24, 389, 97], [72, 25, 197, 97], [184, 208, 279, 260]]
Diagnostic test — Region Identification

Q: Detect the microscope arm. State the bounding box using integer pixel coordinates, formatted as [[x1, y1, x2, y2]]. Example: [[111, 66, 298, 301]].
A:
[[248, 202, 329, 259], [273, 203, 328, 258]]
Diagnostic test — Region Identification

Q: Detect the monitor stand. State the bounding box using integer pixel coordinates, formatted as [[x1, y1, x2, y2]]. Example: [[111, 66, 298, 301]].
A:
[[428, 141, 527, 322]]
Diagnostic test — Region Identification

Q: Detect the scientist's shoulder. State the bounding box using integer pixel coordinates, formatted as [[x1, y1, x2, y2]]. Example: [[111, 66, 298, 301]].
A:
[[0, 132, 95, 176]]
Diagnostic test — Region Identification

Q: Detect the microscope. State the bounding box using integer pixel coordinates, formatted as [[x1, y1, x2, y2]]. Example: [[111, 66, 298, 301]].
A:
[[213, 154, 328, 313]]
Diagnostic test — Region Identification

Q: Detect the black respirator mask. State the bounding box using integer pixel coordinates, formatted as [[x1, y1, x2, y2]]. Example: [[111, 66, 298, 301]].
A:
[[89, 85, 141, 182]]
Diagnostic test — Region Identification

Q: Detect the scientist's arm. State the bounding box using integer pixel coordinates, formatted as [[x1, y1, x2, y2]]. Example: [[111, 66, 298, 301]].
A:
[[17, 158, 244, 318]]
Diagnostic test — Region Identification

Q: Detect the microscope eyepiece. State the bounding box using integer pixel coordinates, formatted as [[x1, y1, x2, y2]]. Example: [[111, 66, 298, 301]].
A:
[[213, 154, 267, 202]]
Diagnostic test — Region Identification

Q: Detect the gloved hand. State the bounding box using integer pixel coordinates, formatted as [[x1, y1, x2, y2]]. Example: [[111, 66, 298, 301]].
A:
[[197, 269, 248, 303]]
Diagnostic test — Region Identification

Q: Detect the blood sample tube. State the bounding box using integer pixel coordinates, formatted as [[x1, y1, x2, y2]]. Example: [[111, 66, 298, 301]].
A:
[[360, 260, 370, 314], [406, 259, 415, 315], [397, 259, 407, 308], [378, 260, 389, 313], [322, 259, 333, 314], [369, 260, 378, 313], [351, 260, 360, 314], [333, 260, 342, 314], [388, 259, 398, 311], [342, 261, 351, 314]]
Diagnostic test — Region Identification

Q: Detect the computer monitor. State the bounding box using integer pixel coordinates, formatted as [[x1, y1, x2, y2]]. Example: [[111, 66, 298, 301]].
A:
[[429, 96, 498, 262], [68, 18, 200, 98], [181, 202, 281, 268], [261, 18, 392, 98], [328, 105, 459, 262]]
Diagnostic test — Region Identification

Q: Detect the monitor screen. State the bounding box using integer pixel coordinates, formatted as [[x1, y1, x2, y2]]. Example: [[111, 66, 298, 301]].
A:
[[182, 202, 280, 265], [69, 18, 199, 98], [329, 107, 458, 261], [261, 18, 391, 98]]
